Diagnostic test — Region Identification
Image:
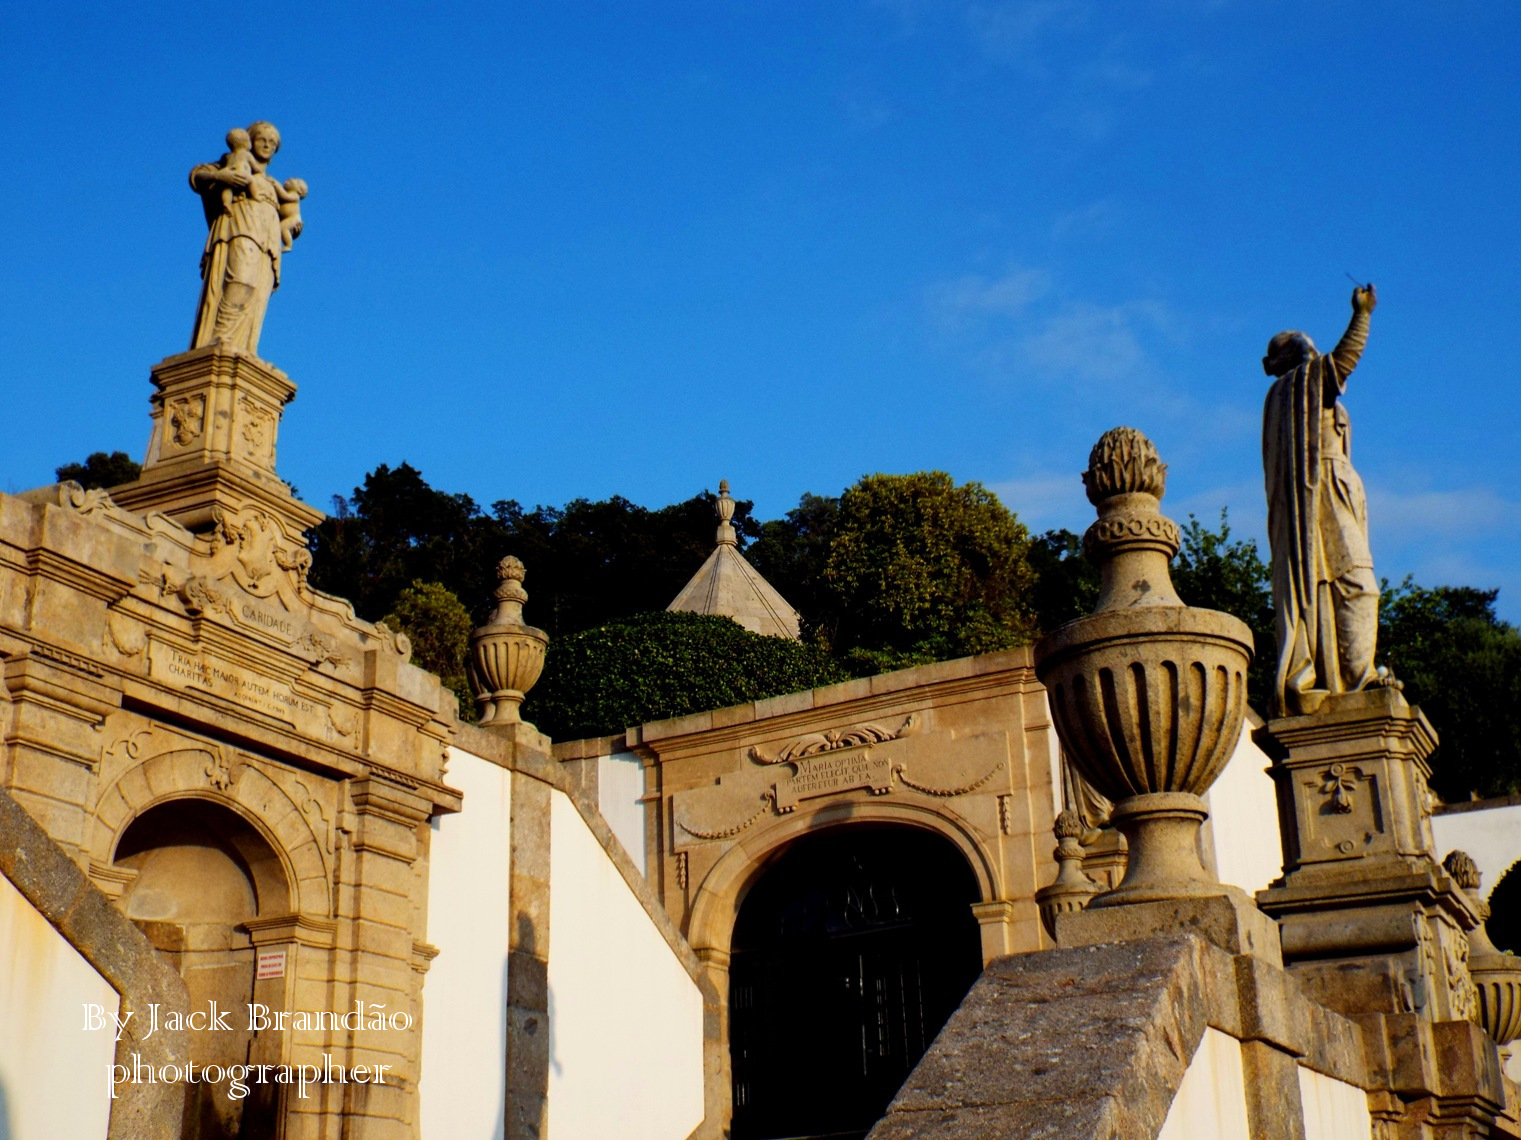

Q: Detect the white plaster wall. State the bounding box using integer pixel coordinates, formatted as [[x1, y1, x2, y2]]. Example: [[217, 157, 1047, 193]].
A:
[[419, 746, 512, 1140], [548, 790, 704, 1140], [1204, 725, 1285, 897], [1431, 802, 1521, 902], [597, 750, 647, 877], [0, 870, 118, 1140], [1299, 1065, 1374, 1140], [1157, 1026, 1251, 1140]]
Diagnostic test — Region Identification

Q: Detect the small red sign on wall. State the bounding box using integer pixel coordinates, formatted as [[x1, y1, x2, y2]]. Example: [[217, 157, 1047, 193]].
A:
[[256, 950, 287, 980]]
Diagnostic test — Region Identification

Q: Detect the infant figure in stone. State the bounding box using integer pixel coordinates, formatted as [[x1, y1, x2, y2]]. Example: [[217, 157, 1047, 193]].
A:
[[217, 128, 254, 213], [1261, 284, 1381, 717]]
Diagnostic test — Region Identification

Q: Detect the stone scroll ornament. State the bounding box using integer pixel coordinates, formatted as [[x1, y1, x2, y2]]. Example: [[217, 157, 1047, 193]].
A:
[[1262, 284, 1399, 717], [1034, 428, 1252, 906], [188, 122, 308, 357]]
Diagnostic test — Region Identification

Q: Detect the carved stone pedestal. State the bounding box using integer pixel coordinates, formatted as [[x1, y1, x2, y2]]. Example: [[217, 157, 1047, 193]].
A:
[[1256, 687, 1481, 1023], [110, 344, 321, 536]]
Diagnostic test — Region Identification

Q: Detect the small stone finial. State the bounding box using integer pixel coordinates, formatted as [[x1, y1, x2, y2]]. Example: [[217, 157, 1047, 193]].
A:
[[1053, 808, 1084, 841], [1444, 850, 1482, 893], [1082, 426, 1168, 506], [715, 479, 737, 547], [1036, 808, 1099, 937]]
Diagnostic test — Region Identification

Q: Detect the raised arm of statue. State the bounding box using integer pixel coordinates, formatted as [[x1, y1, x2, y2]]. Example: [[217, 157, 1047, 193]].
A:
[[1329, 284, 1377, 380]]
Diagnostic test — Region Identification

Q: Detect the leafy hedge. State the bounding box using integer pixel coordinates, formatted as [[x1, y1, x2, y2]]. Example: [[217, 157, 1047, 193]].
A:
[[520, 611, 848, 741], [1487, 858, 1521, 955]]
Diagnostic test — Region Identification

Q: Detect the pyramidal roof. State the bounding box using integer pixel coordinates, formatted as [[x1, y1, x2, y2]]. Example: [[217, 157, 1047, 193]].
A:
[[667, 480, 801, 640]]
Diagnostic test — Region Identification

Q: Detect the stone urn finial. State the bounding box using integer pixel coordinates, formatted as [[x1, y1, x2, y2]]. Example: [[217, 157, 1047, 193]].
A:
[[1035, 808, 1099, 937], [715, 479, 737, 547], [1035, 428, 1253, 906], [1445, 850, 1521, 1057], [470, 556, 549, 727]]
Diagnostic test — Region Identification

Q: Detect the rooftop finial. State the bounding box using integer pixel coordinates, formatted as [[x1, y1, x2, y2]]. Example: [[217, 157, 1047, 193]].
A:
[[715, 479, 737, 546]]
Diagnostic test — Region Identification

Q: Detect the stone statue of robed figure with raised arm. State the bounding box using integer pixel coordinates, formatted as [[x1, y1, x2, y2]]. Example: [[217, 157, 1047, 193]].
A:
[[188, 121, 308, 357], [1261, 283, 1381, 716]]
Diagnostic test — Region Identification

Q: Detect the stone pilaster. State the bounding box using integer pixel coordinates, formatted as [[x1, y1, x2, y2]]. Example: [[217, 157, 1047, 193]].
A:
[[1256, 687, 1482, 1024]]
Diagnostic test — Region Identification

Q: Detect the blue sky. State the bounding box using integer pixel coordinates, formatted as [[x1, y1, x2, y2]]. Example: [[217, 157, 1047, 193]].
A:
[[4, 2, 1519, 619]]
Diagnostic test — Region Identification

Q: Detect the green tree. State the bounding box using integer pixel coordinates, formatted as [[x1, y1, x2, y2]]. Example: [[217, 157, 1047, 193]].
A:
[[309, 463, 503, 624], [1025, 528, 1099, 634], [55, 451, 141, 489], [383, 580, 476, 720], [1378, 579, 1521, 801], [521, 611, 846, 740], [308, 461, 759, 638], [1488, 859, 1521, 954], [820, 472, 1037, 673], [492, 489, 760, 637], [747, 492, 842, 645]]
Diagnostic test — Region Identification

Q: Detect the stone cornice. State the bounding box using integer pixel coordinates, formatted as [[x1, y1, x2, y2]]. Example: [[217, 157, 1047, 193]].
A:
[[626, 656, 1040, 763]]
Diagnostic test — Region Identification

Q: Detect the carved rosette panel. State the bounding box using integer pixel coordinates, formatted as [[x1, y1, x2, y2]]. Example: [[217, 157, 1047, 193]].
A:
[[1301, 763, 1383, 858], [1434, 922, 1478, 1023]]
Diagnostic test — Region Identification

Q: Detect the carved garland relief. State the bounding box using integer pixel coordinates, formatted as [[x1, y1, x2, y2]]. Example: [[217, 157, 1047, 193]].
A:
[[673, 714, 1006, 844]]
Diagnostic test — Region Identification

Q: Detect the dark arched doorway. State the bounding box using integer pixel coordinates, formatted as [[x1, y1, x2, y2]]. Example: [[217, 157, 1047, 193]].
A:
[[728, 824, 984, 1140]]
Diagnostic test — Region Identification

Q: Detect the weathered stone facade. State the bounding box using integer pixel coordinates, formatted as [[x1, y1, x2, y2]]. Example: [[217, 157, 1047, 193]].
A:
[[0, 345, 459, 1139], [589, 649, 1062, 1134]]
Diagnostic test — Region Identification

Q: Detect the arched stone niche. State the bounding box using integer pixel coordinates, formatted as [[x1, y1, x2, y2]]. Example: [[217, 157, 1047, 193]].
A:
[[112, 796, 293, 1140], [89, 745, 332, 918]]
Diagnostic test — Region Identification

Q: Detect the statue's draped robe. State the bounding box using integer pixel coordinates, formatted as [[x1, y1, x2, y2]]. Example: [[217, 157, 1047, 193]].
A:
[[1262, 326, 1376, 715], [190, 167, 285, 354]]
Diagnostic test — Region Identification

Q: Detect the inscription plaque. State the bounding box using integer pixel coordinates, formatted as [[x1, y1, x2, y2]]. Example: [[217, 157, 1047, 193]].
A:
[[773, 748, 894, 813], [149, 640, 320, 723]]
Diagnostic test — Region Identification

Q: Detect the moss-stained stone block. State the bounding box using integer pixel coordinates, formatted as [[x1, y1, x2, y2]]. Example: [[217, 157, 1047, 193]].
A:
[[870, 937, 1215, 1139]]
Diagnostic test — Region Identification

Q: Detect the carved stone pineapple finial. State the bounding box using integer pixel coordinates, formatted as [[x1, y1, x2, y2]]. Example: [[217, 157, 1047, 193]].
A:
[[469, 556, 548, 727]]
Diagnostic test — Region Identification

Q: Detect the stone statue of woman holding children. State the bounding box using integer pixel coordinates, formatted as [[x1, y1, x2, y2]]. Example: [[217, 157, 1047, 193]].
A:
[[188, 121, 307, 356]]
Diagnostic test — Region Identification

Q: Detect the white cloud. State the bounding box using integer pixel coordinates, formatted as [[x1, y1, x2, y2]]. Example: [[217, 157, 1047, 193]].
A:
[[1367, 485, 1521, 544], [988, 471, 1088, 530], [927, 267, 1050, 331], [1019, 301, 1155, 383], [1051, 198, 1122, 240], [964, 0, 1090, 64]]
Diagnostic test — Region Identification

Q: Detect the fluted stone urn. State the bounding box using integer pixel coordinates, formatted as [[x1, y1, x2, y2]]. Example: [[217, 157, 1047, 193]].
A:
[[1446, 851, 1521, 1059], [470, 556, 549, 726], [1035, 428, 1252, 906]]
